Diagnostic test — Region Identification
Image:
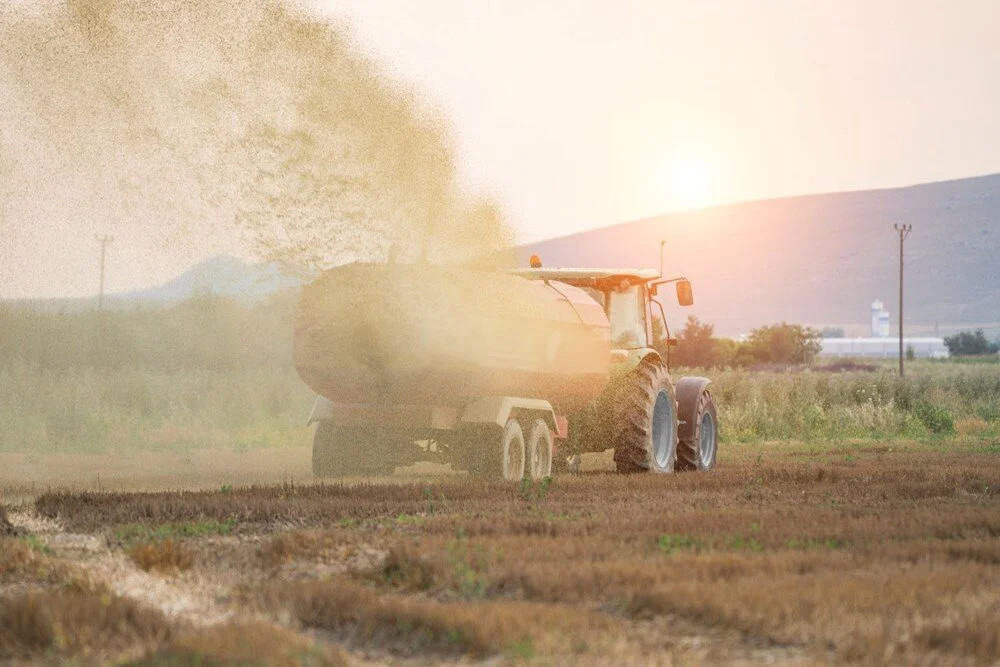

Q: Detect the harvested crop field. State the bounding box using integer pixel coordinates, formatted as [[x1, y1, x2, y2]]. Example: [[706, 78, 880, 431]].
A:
[[2, 438, 999, 664]]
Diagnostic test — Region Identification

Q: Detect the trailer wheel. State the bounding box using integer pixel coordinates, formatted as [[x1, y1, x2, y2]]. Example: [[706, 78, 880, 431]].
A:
[[613, 358, 678, 474], [526, 418, 553, 480], [312, 421, 394, 477], [676, 390, 718, 471], [462, 419, 526, 481], [498, 419, 527, 481]]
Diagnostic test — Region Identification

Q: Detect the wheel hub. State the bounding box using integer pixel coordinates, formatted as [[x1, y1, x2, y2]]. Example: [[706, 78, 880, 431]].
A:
[[699, 411, 716, 468], [651, 390, 675, 468]]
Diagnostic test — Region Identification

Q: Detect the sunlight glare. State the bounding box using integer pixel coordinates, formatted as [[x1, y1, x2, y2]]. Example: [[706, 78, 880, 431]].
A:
[[663, 155, 715, 211]]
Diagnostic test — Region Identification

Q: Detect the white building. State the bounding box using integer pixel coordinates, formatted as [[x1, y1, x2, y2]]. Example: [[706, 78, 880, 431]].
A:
[[871, 300, 890, 337], [819, 337, 949, 359]]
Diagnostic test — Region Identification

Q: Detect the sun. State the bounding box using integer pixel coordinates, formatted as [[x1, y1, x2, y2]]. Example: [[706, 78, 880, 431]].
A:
[[663, 155, 714, 211]]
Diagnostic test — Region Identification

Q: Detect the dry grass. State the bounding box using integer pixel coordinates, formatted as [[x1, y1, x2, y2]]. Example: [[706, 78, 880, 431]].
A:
[[955, 416, 990, 436], [129, 540, 195, 573], [0, 589, 173, 660], [0, 537, 47, 582], [17, 439, 1000, 662], [251, 445, 999, 662], [0, 536, 94, 589], [35, 478, 539, 530], [134, 622, 346, 666], [0, 504, 15, 536], [258, 528, 355, 569], [1, 531, 172, 661], [266, 577, 611, 658]]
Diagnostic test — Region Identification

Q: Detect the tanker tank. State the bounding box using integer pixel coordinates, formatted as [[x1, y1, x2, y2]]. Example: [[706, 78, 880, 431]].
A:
[[294, 263, 611, 416]]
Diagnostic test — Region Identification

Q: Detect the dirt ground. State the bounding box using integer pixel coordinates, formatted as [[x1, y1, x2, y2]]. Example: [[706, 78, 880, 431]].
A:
[[2, 439, 998, 664]]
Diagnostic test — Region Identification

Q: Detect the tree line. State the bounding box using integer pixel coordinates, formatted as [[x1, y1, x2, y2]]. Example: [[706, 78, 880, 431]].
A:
[[654, 316, 822, 368]]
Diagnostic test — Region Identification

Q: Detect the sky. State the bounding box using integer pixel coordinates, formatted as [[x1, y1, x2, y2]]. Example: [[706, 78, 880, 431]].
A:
[[2, 0, 999, 298], [319, 0, 1000, 242]]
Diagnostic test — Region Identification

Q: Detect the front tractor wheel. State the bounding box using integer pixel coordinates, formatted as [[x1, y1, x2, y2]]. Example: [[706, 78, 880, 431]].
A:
[[676, 390, 719, 471], [613, 359, 679, 474]]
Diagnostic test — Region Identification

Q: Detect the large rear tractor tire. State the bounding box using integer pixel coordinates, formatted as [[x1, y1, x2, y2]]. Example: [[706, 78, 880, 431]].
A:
[[613, 359, 679, 474], [676, 390, 719, 471], [312, 421, 395, 477]]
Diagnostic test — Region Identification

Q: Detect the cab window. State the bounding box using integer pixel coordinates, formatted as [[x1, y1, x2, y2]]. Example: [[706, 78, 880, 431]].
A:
[[607, 285, 647, 349]]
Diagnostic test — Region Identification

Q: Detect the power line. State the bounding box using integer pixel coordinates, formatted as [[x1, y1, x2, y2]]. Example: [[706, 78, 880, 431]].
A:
[[96, 234, 114, 311], [894, 224, 912, 377]]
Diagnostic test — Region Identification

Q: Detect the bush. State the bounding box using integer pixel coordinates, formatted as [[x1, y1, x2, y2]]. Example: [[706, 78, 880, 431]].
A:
[[944, 329, 999, 356], [742, 323, 822, 365], [913, 403, 955, 435], [669, 316, 722, 368], [659, 319, 822, 369], [128, 540, 195, 573]]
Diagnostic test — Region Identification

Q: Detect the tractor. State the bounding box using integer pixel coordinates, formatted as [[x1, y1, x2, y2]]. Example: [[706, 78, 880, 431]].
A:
[[299, 258, 718, 479]]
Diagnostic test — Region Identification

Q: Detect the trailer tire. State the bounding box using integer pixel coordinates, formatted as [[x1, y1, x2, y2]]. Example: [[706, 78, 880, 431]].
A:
[[312, 421, 394, 477], [613, 358, 678, 474], [676, 390, 718, 471], [526, 418, 553, 480], [464, 419, 526, 481]]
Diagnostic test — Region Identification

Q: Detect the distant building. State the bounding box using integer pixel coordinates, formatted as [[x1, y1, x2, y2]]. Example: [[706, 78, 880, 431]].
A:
[[815, 298, 946, 358], [871, 299, 890, 337], [819, 337, 948, 359]]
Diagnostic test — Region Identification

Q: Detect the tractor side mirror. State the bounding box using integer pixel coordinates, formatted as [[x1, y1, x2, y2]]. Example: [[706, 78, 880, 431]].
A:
[[676, 279, 694, 307]]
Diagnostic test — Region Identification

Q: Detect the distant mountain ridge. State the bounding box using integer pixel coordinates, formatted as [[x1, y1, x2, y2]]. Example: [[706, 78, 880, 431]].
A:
[[9, 173, 999, 335], [121, 256, 301, 303], [515, 173, 1000, 336], [8, 256, 302, 312]]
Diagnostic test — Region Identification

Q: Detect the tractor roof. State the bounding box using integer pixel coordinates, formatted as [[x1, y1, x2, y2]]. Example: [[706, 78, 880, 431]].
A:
[[508, 267, 660, 285]]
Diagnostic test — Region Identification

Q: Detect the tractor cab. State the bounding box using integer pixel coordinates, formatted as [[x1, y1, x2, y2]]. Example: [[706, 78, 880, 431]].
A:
[[509, 260, 695, 367]]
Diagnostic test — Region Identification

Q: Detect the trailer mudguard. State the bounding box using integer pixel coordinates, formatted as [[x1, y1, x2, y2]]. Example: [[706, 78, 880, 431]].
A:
[[460, 396, 561, 436]]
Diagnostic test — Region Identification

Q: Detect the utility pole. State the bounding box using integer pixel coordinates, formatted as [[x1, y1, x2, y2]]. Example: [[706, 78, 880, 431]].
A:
[[96, 234, 113, 311], [894, 224, 912, 377]]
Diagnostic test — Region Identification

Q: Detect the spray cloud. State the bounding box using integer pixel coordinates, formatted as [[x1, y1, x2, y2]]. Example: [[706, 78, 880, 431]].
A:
[[0, 0, 510, 289]]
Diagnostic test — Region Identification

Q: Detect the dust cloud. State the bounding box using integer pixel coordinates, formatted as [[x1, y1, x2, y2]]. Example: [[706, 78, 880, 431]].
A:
[[0, 0, 511, 275], [295, 263, 610, 413], [0, 0, 577, 485]]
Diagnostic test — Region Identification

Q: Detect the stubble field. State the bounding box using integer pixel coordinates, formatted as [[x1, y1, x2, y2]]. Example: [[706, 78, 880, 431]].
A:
[[3, 303, 999, 662], [3, 438, 999, 665]]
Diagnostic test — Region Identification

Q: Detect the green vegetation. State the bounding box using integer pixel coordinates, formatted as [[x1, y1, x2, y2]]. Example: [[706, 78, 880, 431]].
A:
[[657, 534, 700, 554], [667, 316, 821, 367], [707, 363, 1000, 442], [944, 329, 1000, 356], [113, 519, 238, 545], [2, 297, 999, 454], [0, 295, 312, 454], [0, 293, 295, 372]]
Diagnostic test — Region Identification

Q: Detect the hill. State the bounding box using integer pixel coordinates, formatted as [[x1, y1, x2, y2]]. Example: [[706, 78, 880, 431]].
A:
[[9, 174, 998, 336], [9, 256, 302, 312], [516, 173, 1000, 336], [121, 256, 301, 303]]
